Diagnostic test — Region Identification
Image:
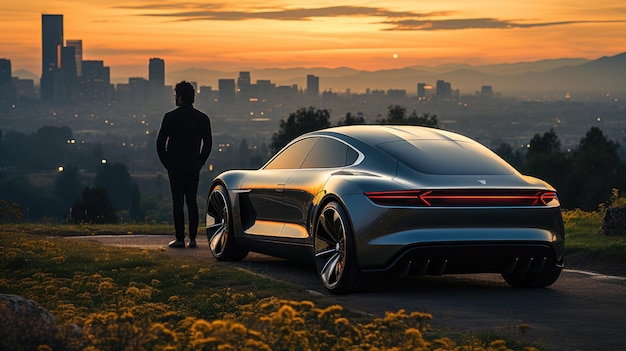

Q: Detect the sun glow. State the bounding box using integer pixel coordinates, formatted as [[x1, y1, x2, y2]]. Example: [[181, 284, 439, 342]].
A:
[[1, 0, 625, 78]]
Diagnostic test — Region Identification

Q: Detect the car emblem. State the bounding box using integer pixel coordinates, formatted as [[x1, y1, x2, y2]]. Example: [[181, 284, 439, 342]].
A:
[[478, 180, 487, 185]]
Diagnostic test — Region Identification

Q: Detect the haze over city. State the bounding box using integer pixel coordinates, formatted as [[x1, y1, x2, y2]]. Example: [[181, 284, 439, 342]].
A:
[[2, 1, 626, 80], [0, 3, 624, 192]]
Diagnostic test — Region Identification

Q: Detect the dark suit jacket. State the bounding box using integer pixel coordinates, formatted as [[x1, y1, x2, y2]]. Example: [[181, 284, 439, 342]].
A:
[[156, 103, 212, 172]]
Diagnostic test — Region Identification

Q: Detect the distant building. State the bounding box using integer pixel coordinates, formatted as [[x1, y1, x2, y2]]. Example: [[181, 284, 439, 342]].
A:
[[66, 40, 83, 76], [307, 74, 319, 98], [0, 58, 12, 109], [237, 71, 251, 100], [82, 60, 110, 101], [218, 79, 236, 105], [60, 45, 78, 99], [149, 58, 165, 86], [196, 85, 216, 107], [436, 80, 452, 98], [13, 77, 36, 100], [41, 14, 64, 101], [481, 85, 494, 97], [387, 89, 406, 99], [417, 83, 433, 99], [149, 58, 165, 102], [129, 77, 150, 101], [256, 79, 275, 101]]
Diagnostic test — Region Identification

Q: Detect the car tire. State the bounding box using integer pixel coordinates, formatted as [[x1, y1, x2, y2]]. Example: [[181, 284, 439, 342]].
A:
[[206, 184, 248, 261], [502, 263, 562, 288], [314, 201, 368, 294]]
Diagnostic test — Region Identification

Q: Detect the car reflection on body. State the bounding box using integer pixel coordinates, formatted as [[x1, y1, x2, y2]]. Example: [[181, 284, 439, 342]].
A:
[[205, 125, 564, 294]]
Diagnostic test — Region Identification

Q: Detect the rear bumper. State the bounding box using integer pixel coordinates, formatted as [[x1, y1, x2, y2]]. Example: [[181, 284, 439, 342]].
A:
[[361, 242, 562, 276], [340, 193, 565, 270]]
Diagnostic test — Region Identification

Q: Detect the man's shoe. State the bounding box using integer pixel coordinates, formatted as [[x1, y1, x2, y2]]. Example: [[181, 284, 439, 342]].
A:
[[188, 239, 197, 248], [168, 240, 185, 248]]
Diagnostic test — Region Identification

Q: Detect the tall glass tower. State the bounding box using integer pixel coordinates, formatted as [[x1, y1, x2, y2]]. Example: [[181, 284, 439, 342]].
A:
[[149, 58, 165, 86], [41, 14, 64, 101], [0, 58, 12, 109], [149, 58, 165, 102], [66, 40, 83, 76]]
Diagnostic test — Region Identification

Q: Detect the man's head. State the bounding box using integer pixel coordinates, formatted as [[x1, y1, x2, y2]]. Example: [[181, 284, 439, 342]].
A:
[[175, 81, 195, 105]]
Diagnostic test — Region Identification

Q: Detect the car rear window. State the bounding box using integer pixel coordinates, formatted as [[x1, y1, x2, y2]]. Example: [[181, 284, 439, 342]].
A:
[[376, 139, 516, 175]]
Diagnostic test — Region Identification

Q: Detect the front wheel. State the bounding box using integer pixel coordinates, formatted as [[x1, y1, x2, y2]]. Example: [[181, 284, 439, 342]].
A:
[[314, 201, 368, 294], [206, 184, 248, 261]]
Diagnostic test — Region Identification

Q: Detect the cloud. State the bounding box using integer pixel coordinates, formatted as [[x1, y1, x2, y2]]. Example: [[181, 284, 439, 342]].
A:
[[116, 3, 451, 21], [382, 18, 626, 31], [114, 3, 626, 31]]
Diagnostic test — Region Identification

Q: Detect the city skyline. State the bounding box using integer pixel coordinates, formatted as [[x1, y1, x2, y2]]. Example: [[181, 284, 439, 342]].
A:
[[1, 1, 625, 80]]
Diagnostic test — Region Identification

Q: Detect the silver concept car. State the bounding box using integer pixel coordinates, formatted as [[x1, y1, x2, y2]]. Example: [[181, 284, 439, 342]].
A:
[[205, 125, 564, 293]]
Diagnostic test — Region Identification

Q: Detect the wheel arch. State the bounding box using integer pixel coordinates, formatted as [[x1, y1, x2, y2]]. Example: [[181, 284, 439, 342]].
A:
[[309, 193, 360, 261]]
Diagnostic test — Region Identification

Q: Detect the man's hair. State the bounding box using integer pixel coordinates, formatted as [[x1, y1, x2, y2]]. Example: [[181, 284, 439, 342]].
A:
[[175, 81, 195, 104]]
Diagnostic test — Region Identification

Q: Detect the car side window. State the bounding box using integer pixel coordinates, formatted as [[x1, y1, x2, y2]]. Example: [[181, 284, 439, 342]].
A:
[[345, 146, 358, 165], [264, 137, 319, 170], [301, 137, 355, 169]]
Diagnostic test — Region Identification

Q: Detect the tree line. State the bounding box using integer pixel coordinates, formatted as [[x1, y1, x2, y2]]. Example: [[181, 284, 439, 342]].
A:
[[1, 105, 624, 223]]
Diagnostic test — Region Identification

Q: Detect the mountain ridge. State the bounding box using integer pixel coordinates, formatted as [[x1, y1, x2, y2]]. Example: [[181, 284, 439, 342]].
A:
[[12, 53, 625, 97], [165, 53, 624, 96]]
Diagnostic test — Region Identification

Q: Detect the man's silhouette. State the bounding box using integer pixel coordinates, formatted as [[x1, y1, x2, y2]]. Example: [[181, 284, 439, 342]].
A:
[[156, 81, 212, 248]]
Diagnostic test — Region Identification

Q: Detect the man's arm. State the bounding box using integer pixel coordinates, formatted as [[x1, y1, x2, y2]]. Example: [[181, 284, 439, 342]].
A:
[[199, 117, 213, 167], [156, 116, 169, 168]]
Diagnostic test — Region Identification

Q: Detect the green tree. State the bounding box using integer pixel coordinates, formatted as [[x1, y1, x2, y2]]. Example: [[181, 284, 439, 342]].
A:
[[0, 174, 59, 220], [94, 162, 133, 211], [238, 138, 253, 169], [33, 126, 74, 170], [71, 187, 117, 224], [0, 200, 23, 223], [525, 129, 572, 207], [494, 143, 525, 172], [337, 112, 365, 126], [378, 105, 438, 127], [569, 127, 625, 210], [2, 130, 27, 169], [54, 165, 83, 210], [0, 130, 6, 168], [270, 107, 331, 153], [129, 183, 143, 222]]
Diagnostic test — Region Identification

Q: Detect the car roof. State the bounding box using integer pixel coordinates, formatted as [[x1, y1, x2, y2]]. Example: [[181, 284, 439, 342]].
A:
[[308, 125, 476, 146]]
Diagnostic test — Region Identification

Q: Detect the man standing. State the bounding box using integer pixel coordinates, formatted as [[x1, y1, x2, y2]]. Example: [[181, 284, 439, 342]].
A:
[[157, 81, 212, 248]]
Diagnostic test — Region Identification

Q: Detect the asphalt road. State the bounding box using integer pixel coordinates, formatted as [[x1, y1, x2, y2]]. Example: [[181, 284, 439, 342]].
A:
[[70, 234, 626, 351]]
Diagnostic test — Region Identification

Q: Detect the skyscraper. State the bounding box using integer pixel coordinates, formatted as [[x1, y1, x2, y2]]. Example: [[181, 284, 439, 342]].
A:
[[66, 40, 83, 76], [218, 79, 236, 105], [0, 58, 12, 109], [306, 74, 319, 98], [42, 14, 63, 73], [61, 45, 78, 99], [149, 58, 165, 102], [41, 14, 63, 101], [82, 60, 110, 101], [149, 58, 165, 86], [436, 80, 452, 98]]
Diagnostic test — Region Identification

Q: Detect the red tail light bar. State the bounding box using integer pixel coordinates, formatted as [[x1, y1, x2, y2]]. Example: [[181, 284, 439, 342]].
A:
[[365, 189, 559, 207]]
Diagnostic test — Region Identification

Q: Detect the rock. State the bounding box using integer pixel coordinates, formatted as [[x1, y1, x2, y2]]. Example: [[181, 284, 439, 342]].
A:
[[0, 294, 61, 350], [602, 205, 626, 236]]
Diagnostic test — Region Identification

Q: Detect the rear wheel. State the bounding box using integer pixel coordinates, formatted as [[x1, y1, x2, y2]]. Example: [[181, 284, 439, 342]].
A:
[[206, 184, 248, 261], [502, 263, 562, 288], [314, 201, 367, 294]]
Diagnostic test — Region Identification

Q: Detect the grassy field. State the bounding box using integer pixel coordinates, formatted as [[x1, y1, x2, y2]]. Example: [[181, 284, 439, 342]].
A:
[[562, 209, 626, 276], [1, 209, 624, 350]]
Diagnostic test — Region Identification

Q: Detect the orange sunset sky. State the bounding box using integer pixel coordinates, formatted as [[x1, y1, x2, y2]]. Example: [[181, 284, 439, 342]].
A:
[[1, 1, 625, 80]]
